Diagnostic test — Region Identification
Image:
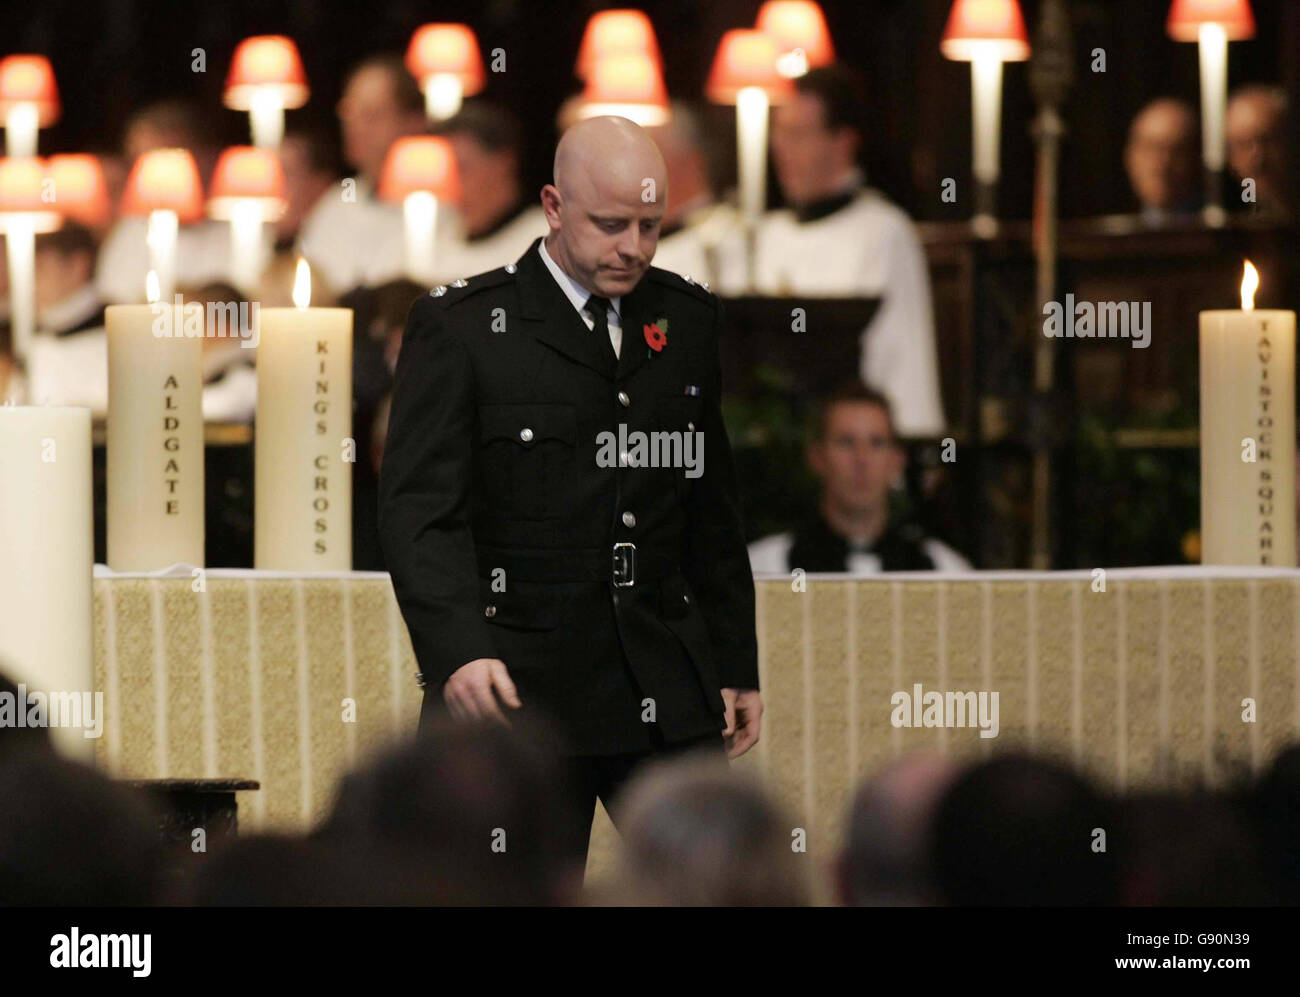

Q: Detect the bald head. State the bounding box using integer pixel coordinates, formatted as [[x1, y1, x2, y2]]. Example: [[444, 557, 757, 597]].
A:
[[541, 116, 667, 298], [1125, 98, 1199, 212]]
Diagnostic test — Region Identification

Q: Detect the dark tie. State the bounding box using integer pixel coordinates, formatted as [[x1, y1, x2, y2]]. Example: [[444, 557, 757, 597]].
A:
[[584, 294, 618, 368]]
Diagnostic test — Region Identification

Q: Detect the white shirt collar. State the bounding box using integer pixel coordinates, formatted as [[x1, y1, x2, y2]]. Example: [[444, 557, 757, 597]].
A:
[[537, 238, 621, 320]]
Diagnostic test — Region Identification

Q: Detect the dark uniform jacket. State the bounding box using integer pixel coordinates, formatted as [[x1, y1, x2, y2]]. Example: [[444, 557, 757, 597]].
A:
[[378, 237, 759, 756]]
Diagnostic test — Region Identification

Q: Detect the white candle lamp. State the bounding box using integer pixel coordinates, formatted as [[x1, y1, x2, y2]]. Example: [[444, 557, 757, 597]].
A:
[[1166, 0, 1256, 225], [208, 146, 287, 295], [406, 23, 486, 122], [223, 36, 310, 151], [121, 148, 204, 304], [0, 157, 62, 374], [0, 55, 59, 158], [377, 136, 461, 284], [940, 0, 1031, 236]]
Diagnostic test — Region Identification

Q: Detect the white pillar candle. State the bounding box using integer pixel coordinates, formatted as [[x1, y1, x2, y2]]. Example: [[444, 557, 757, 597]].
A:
[[249, 88, 286, 150], [970, 50, 1004, 186], [254, 260, 353, 570], [1200, 262, 1297, 565], [4, 103, 38, 157], [105, 294, 206, 570], [0, 405, 95, 760], [735, 86, 770, 230], [4, 216, 36, 365], [146, 209, 179, 303]]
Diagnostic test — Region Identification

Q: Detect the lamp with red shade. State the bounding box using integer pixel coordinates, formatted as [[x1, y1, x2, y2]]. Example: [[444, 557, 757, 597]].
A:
[[707, 29, 792, 237], [47, 154, 110, 232], [224, 35, 309, 150], [378, 136, 461, 282], [940, 0, 1031, 233], [121, 148, 204, 303], [756, 1, 835, 79], [575, 10, 663, 81], [406, 23, 485, 121], [209, 146, 287, 294], [0, 56, 59, 158], [1166, 0, 1256, 222]]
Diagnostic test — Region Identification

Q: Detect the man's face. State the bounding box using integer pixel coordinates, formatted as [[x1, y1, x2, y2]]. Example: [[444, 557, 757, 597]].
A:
[[337, 66, 421, 181], [542, 164, 664, 298], [771, 92, 854, 205], [1227, 94, 1287, 199], [1125, 105, 1199, 210], [808, 402, 903, 514], [448, 132, 517, 238]]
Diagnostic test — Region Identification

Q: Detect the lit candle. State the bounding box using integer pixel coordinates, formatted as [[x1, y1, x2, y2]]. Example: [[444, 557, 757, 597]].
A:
[[105, 272, 206, 570], [254, 259, 352, 570], [1199, 260, 1296, 565], [0, 404, 95, 760]]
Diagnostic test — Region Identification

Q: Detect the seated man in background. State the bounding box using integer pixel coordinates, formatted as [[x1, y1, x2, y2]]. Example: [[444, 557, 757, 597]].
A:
[[646, 103, 739, 287], [1123, 97, 1201, 224], [1227, 84, 1290, 219], [26, 223, 108, 414], [721, 64, 944, 439], [431, 101, 548, 279], [748, 384, 970, 575]]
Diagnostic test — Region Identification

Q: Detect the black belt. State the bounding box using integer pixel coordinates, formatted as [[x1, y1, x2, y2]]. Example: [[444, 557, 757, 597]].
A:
[[475, 543, 677, 587]]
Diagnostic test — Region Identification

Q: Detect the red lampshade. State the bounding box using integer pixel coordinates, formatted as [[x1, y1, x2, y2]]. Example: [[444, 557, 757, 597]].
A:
[[575, 10, 663, 80], [706, 29, 792, 104], [756, 1, 835, 73], [580, 53, 670, 125], [405, 23, 486, 95], [377, 136, 461, 203], [940, 0, 1031, 61], [47, 154, 110, 228], [1167, 0, 1255, 41], [224, 35, 309, 110], [121, 148, 204, 223], [208, 146, 287, 220], [0, 55, 60, 126], [0, 157, 60, 231]]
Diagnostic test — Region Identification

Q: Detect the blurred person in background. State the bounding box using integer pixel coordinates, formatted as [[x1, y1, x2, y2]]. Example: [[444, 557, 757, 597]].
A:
[[431, 101, 547, 279], [1123, 97, 1201, 224], [298, 54, 426, 293], [1227, 84, 1290, 219], [96, 99, 233, 303], [748, 383, 970, 574], [25, 224, 108, 414], [646, 103, 738, 287], [720, 64, 943, 438]]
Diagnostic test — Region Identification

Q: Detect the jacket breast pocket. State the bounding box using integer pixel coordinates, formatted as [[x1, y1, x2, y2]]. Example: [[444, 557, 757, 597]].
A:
[[478, 403, 577, 520], [655, 396, 704, 500]]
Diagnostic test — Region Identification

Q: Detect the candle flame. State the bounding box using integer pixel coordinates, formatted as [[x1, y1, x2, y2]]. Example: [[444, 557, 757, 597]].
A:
[[293, 257, 311, 310], [1240, 260, 1258, 311], [146, 270, 160, 304]]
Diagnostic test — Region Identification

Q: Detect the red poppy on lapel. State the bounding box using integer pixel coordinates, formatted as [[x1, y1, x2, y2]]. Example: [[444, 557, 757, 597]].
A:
[[644, 318, 668, 353]]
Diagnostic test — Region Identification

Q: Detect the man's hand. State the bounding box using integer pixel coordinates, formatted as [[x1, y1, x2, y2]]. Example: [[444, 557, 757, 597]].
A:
[[721, 688, 762, 758], [443, 658, 521, 724]]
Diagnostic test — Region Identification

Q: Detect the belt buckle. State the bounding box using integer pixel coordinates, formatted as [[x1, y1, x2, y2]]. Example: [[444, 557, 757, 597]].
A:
[[613, 542, 636, 587]]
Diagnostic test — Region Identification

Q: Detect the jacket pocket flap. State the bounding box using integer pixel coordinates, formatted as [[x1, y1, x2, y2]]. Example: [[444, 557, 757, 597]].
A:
[[479, 578, 561, 630], [479, 403, 577, 447]]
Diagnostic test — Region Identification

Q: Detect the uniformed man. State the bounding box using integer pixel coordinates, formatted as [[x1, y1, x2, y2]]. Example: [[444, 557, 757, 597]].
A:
[[379, 116, 762, 863]]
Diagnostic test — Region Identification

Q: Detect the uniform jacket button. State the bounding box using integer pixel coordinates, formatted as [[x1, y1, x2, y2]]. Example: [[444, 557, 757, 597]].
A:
[[519, 427, 533, 442], [618, 391, 630, 407], [622, 511, 636, 527], [485, 605, 497, 618]]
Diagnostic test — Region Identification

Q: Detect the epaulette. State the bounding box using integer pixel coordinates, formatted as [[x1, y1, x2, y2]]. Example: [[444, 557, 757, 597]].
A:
[[645, 265, 717, 305], [425, 264, 517, 309]]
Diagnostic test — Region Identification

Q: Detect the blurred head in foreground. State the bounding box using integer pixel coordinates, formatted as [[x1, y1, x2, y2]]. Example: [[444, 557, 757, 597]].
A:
[[608, 753, 809, 906]]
